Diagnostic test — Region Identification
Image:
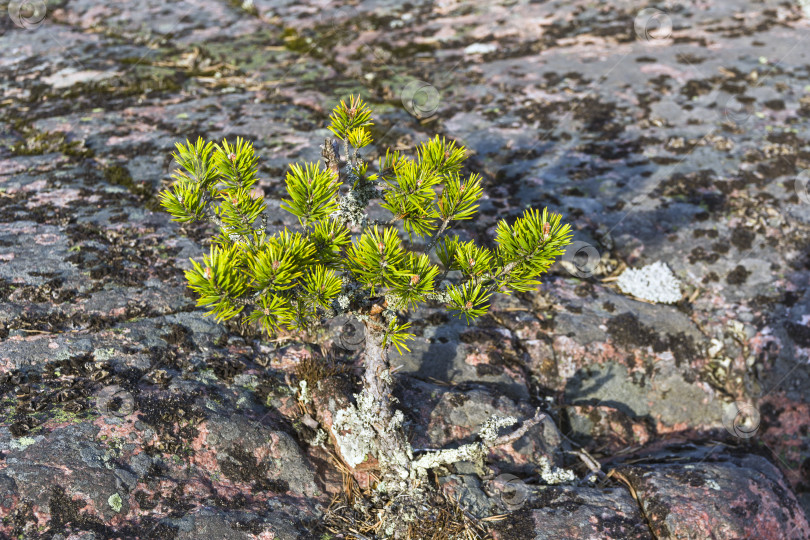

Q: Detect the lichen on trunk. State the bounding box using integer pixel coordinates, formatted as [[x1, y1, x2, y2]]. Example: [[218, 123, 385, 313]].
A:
[[357, 321, 414, 488], [331, 316, 551, 500]]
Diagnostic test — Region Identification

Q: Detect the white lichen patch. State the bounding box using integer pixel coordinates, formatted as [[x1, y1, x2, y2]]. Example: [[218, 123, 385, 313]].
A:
[[616, 261, 683, 304], [388, 409, 404, 431], [297, 380, 311, 405], [410, 415, 530, 483], [464, 42, 498, 55], [537, 456, 576, 485], [411, 444, 486, 478], [332, 391, 378, 468], [479, 416, 517, 443]]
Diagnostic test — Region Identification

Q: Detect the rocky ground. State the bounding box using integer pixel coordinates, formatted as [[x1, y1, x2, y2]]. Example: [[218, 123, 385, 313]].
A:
[[1, 0, 810, 538]]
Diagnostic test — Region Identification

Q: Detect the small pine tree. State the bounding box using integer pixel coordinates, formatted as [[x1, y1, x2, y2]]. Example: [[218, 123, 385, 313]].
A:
[[159, 95, 572, 536]]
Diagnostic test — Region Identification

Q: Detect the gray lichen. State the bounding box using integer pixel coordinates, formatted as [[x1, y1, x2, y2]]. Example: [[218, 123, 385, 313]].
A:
[[330, 178, 376, 229], [332, 391, 379, 468], [9, 436, 37, 451], [409, 416, 517, 483], [379, 368, 394, 386], [479, 415, 518, 442], [537, 455, 576, 485]]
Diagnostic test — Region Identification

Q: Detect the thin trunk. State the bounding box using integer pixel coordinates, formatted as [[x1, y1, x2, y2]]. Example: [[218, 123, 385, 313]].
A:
[[360, 323, 413, 489]]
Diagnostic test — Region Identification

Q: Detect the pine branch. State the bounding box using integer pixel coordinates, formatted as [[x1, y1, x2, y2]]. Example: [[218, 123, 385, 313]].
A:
[[280, 162, 340, 229], [422, 218, 450, 255]]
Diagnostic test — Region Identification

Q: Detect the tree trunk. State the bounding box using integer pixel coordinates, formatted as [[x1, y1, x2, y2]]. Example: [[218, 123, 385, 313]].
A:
[[359, 322, 414, 491]]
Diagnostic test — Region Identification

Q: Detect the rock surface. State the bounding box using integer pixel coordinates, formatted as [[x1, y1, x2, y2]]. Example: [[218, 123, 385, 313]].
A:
[[1, 0, 809, 537], [490, 485, 653, 540], [614, 445, 810, 540]]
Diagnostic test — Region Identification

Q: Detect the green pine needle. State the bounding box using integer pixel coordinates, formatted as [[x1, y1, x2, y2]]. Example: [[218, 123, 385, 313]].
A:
[[246, 294, 292, 335], [448, 281, 492, 323], [346, 226, 405, 295], [216, 186, 267, 237], [280, 162, 340, 228], [213, 137, 259, 190], [416, 135, 467, 177], [453, 241, 492, 278], [437, 172, 482, 221], [158, 178, 207, 223], [347, 127, 373, 149], [303, 265, 343, 308], [172, 137, 217, 189], [389, 253, 440, 310], [494, 207, 573, 293], [327, 94, 373, 141], [185, 244, 249, 323], [383, 319, 415, 355]]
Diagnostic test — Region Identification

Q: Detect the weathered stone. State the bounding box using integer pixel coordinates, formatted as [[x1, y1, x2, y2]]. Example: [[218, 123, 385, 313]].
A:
[[489, 485, 653, 540], [564, 404, 651, 454], [613, 446, 810, 540]]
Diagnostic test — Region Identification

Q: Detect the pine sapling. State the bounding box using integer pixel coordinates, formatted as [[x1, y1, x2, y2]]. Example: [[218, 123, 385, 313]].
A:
[[159, 95, 573, 537]]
